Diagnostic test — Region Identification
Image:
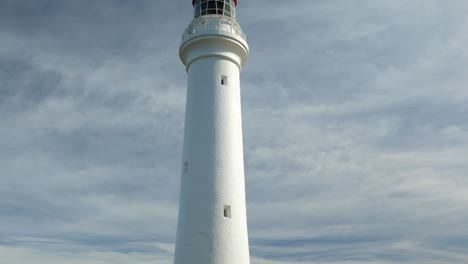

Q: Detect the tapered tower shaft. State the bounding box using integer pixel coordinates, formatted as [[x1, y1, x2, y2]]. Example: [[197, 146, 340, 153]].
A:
[[174, 0, 250, 263]]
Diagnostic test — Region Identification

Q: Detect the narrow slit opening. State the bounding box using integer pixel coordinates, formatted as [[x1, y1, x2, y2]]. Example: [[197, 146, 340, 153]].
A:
[[183, 161, 189, 173]]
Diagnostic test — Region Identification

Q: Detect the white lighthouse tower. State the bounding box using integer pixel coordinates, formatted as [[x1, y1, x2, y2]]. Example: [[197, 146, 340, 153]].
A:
[[174, 0, 250, 263]]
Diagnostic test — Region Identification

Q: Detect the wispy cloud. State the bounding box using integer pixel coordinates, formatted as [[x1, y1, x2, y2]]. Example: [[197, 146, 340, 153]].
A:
[[1, 0, 468, 263]]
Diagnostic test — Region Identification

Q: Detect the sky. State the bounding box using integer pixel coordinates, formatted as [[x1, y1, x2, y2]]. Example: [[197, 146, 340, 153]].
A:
[[1, 0, 468, 263]]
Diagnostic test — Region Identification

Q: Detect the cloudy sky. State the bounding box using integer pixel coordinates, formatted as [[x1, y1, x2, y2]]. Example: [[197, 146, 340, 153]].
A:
[[1, 0, 468, 263]]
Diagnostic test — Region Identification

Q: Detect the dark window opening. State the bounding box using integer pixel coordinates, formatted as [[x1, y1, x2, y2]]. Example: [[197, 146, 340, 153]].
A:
[[224, 205, 231, 218], [221, 75, 228, 85]]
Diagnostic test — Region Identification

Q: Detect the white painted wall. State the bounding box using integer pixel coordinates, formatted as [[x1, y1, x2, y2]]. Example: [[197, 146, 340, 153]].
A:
[[174, 15, 250, 264]]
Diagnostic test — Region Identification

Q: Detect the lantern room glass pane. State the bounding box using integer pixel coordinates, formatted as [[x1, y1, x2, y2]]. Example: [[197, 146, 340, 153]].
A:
[[194, 0, 236, 19]]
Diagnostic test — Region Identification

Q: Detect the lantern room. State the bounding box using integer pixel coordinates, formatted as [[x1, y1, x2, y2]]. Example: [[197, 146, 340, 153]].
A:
[[192, 0, 237, 19]]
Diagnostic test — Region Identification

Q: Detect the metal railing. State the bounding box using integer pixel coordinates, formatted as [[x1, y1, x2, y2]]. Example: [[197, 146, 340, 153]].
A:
[[182, 15, 246, 42]]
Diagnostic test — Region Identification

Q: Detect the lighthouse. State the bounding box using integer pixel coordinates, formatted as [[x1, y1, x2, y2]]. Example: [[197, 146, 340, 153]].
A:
[[173, 0, 250, 263]]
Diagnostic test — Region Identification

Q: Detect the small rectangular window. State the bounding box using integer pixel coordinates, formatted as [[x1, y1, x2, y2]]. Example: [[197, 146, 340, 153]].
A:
[[221, 75, 228, 85], [183, 161, 189, 173], [223, 205, 231, 218]]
